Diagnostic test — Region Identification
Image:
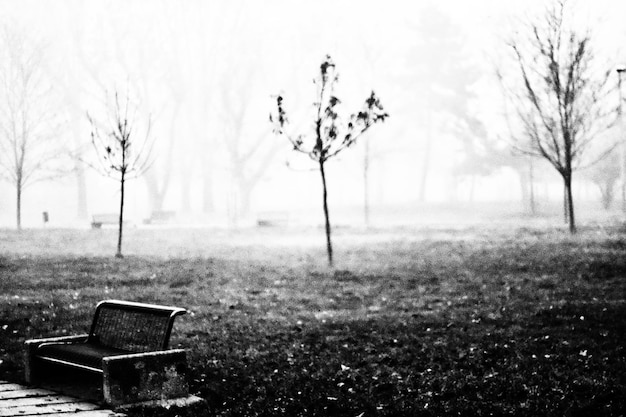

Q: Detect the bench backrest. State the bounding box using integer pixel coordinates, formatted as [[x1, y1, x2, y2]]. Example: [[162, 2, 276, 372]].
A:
[[87, 300, 186, 352], [92, 214, 119, 224]]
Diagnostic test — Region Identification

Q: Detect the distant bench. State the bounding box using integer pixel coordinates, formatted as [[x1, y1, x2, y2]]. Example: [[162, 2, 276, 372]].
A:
[[256, 211, 290, 227], [91, 213, 119, 229], [143, 210, 176, 225], [25, 300, 190, 406]]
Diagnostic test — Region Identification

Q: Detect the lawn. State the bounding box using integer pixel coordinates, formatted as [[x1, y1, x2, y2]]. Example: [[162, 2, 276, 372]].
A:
[[0, 224, 625, 416]]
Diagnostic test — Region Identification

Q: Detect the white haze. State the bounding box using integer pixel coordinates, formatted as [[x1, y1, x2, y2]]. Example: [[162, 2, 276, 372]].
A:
[[0, 0, 624, 228]]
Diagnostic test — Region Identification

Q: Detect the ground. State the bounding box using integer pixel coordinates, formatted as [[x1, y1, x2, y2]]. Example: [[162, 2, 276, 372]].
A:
[[0, 222, 625, 416]]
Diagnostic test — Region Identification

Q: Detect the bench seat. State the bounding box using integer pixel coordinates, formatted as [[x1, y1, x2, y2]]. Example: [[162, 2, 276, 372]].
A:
[[36, 342, 130, 372]]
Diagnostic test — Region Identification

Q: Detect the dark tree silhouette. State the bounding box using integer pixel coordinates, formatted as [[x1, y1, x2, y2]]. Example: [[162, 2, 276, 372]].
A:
[[503, 0, 615, 233], [87, 90, 154, 258], [270, 55, 388, 266]]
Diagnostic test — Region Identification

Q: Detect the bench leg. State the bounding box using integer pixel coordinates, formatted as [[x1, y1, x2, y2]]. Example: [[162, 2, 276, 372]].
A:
[[24, 341, 39, 384], [102, 350, 189, 406]]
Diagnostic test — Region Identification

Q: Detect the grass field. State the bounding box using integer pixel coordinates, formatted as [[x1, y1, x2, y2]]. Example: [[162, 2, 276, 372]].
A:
[[1, 223, 625, 416]]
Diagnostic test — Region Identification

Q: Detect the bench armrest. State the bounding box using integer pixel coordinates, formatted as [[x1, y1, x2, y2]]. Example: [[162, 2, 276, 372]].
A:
[[26, 334, 90, 346], [102, 349, 189, 406], [24, 334, 89, 383]]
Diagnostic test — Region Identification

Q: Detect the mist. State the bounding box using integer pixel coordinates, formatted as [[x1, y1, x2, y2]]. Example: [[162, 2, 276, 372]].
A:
[[0, 0, 625, 229]]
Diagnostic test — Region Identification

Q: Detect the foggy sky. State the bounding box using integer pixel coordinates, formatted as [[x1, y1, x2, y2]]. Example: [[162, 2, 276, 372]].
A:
[[0, 0, 624, 228]]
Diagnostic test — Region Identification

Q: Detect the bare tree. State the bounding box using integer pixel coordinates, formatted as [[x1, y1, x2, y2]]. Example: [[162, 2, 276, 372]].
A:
[[87, 90, 153, 258], [271, 55, 388, 266], [403, 4, 470, 203], [0, 27, 68, 229], [503, 0, 615, 233], [218, 66, 280, 225]]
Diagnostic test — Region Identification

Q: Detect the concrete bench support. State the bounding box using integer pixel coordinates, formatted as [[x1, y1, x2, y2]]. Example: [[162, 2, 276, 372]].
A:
[[24, 334, 89, 384], [103, 349, 188, 406]]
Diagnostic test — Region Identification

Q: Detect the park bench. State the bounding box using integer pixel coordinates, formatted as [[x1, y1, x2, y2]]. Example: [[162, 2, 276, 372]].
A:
[[256, 211, 290, 227], [143, 210, 176, 225], [91, 213, 119, 229], [25, 300, 190, 406]]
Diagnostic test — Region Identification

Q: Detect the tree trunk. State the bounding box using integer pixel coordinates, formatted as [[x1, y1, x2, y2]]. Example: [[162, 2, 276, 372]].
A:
[[202, 154, 214, 213], [617, 72, 626, 213], [240, 182, 253, 217], [16, 181, 22, 230], [597, 176, 617, 210], [621, 139, 626, 213], [145, 173, 165, 212], [233, 166, 254, 218], [563, 183, 569, 225], [71, 121, 88, 220], [179, 160, 192, 213], [528, 158, 536, 215], [599, 183, 612, 210], [517, 166, 530, 211], [144, 108, 177, 213], [75, 164, 88, 219], [564, 174, 576, 233], [418, 101, 433, 203], [226, 174, 240, 228], [116, 173, 125, 258], [417, 128, 432, 203], [319, 160, 333, 267], [468, 175, 476, 202], [180, 172, 192, 213], [363, 140, 370, 227]]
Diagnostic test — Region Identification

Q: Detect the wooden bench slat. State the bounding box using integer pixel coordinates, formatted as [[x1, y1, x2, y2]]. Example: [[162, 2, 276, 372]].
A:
[[0, 395, 77, 408], [0, 389, 56, 400], [18, 411, 118, 417], [0, 382, 119, 417], [0, 401, 100, 416], [0, 383, 23, 392]]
